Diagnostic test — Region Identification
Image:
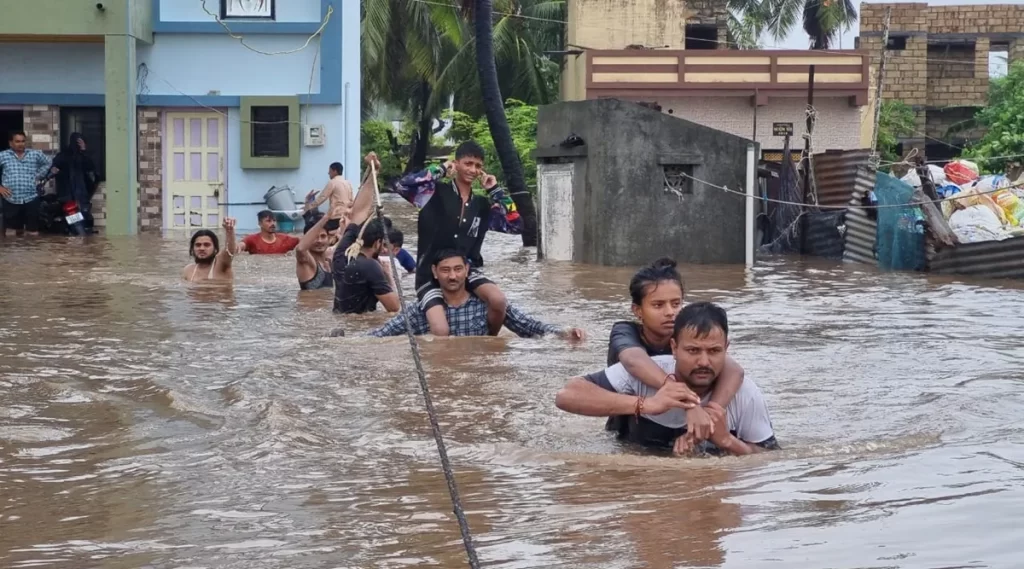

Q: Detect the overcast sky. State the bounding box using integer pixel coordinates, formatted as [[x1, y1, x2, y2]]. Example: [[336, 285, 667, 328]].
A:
[[772, 0, 1024, 75]]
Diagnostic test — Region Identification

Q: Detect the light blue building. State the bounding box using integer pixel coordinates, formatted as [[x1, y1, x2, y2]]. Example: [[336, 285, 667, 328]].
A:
[[0, 0, 360, 233]]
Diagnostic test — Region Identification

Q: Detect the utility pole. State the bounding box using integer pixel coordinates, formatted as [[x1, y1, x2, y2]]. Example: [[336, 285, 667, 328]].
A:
[[870, 7, 893, 166], [803, 66, 815, 203]]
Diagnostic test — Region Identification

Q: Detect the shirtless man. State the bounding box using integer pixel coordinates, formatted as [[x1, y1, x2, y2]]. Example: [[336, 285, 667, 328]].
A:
[[183, 217, 237, 282], [296, 206, 344, 290]]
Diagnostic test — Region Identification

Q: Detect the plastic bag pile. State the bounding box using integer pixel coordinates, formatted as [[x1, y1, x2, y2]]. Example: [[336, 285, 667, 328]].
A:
[[899, 159, 1024, 244]]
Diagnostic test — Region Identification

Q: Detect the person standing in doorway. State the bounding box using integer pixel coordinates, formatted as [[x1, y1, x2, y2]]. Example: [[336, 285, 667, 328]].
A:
[[304, 161, 354, 232], [237, 210, 300, 254], [0, 131, 52, 237], [50, 133, 99, 233]]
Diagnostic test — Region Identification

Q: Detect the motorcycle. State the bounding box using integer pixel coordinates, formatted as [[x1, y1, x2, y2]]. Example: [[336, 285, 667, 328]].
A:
[[36, 177, 88, 236]]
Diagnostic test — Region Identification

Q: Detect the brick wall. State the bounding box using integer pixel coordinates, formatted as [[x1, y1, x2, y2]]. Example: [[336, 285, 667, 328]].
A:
[[927, 5, 1024, 34], [661, 97, 863, 151], [137, 109, 162, 232], [22, 105, 59, 154], [925, 107, 985, 141]]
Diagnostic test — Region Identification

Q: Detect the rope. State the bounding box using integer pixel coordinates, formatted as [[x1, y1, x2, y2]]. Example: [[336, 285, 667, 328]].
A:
[[361, 162, 482, 569], [343, 167, 383, 259], [677, 169, 1024, 210]]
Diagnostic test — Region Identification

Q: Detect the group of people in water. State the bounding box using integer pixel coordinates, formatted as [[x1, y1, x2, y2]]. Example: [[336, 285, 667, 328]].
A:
[[181, 140, 779, 457]]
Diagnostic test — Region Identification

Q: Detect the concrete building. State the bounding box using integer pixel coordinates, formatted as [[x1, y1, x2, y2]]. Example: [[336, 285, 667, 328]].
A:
[[858, 2, 1024, 159], [560, 0, 870, 161], [0, 0, 359, 234], [535, 99, 755, 266]]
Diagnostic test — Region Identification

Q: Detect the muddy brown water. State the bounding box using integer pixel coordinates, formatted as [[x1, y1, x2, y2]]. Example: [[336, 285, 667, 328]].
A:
[[2, 197, 1023, 568]]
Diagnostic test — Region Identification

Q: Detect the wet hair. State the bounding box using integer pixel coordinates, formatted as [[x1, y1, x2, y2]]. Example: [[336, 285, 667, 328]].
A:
[[673, 302, 729, 340], [455, 140, 485, 161], [361, 218, 386, 248], [304, 211, 324, 234], [189, 229, 220, 258], [433, 249, 467, 266], [329, 162, 343, 175], [629, 257, 684, 305], [8, 130, 26, 141], [257, 210, 274, 222], [388, 228, 404, 248]]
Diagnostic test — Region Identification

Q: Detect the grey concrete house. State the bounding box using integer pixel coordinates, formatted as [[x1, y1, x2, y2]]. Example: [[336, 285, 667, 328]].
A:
[[535, 98, 757, 266]]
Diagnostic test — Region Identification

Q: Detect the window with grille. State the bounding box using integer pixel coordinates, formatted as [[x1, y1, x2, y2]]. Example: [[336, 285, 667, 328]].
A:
[[251, 106, 290, 157], [663, 165, 694, 197]]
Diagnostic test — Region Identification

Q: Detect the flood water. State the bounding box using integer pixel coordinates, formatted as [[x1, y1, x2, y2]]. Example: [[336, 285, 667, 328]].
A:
[[2, 197, 1023, 569]]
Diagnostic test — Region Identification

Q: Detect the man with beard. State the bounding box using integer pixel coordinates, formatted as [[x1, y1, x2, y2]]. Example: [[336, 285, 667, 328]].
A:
[[334, 217, 401, 313], [238, 210, 300, 254], [296, 205, 345, 290], [555, 302, 779, 456], [368, 250, 585, 340], [183, 217, 238, 282]]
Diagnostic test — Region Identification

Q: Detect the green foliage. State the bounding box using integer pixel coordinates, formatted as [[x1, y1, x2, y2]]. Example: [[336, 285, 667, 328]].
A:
[[444, 99, 538, 191], [360, 120, 405, 180], [961, 61, 1024, 173], [877, 100, 916, 166]]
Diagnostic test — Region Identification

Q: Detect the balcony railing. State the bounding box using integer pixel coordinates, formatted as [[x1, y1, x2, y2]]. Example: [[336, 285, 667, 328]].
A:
[[585, 49, 870, 106]]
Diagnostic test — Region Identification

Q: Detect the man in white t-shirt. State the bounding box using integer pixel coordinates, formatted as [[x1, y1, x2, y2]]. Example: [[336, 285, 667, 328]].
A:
[[555, 301, 779, 456]]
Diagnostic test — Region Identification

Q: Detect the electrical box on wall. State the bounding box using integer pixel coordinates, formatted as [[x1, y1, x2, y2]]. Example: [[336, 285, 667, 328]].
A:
[[303, 124, 325, 147]]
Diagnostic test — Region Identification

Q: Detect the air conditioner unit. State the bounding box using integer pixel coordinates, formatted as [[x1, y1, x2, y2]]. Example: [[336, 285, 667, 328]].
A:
[[303, 124, 325, 146]]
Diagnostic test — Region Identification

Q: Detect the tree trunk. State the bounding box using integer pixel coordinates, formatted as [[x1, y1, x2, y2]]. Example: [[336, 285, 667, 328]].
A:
[[406, 81, 433, 174], [473, 0, 538, 246]]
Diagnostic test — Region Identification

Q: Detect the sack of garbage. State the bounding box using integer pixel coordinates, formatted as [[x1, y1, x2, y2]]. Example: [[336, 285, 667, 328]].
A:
[[928, 164, 949, 186], [936, 184, 962, 199], [900, 169, 922, 188], [952, 187, 1009, 225], [948, 205, 1013, 243], [993, 189, 1022, 226], [944, 160, 980, 186]]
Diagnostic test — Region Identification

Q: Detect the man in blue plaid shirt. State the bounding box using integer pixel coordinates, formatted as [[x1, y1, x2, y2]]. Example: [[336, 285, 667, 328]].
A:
[[0, 131, 52, 236], [368, 249, 586, 340]]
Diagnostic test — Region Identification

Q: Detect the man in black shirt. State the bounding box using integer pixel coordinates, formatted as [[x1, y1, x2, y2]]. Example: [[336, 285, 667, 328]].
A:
[[385, 141, 523, 337], [334, 218, 401, 314]]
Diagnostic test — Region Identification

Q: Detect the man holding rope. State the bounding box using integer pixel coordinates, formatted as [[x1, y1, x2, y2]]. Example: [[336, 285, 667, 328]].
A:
[[374, 141, 522, 337]]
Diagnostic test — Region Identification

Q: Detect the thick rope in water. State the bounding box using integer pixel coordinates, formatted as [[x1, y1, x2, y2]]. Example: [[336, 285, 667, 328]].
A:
[[361, 163, 482, 568]]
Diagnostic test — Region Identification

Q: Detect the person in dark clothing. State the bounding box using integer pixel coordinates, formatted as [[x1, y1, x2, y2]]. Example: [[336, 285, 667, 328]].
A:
[[334, 217, 401, 314], [381, 141, 522, 337], [50, 133, 98, 232]]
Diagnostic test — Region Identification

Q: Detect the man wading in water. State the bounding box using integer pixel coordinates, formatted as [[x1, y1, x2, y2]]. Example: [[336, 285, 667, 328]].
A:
[[368, 250, 583, 339], [385, 141, 522, 336], [296, 205, 344, 290], [183, 217, 237, 283], [608, 258, 747, 446], [556, 302, 779, 456]]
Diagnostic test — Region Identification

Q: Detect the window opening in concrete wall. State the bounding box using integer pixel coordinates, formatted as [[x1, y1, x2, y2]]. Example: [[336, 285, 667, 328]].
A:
[[251, 106, 290, 157], [887, 36, 907, 51], [663, 165, 694, 198], [685, 24, 718, 50], [928, 41, 975, 79], [990, 43, 1009, 78]]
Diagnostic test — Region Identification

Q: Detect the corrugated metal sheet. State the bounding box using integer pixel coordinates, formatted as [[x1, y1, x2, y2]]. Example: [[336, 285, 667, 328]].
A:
[[927, 236, 1024, 279], [801, 210, 847, 259], [812, 149, 873, 207], [843, 166, 879, 265]]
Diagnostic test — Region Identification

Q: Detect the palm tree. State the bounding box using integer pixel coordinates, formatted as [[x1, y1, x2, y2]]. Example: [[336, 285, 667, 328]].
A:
[[728, 0, 857, 49], [457, 0, 540, 246]]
